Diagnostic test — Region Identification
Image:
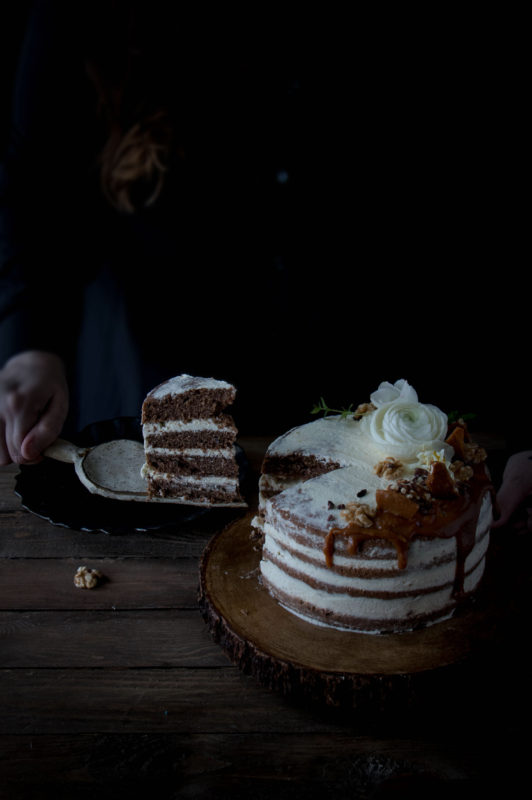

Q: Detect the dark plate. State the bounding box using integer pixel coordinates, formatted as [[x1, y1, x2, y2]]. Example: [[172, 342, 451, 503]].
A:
[[14, 417, 248, 535]]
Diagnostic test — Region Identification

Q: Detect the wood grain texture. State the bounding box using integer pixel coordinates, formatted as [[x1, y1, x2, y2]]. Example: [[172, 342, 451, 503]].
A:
[[0, 437, 529, 797], [0, 730, 522, 800], [0, 610, 228, 668], [199, 513, 515, 712], [0, 557, 199, 609]]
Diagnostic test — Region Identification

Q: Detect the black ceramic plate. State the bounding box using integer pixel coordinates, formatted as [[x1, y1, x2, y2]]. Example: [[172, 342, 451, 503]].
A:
[[14, 417, 248, 535]]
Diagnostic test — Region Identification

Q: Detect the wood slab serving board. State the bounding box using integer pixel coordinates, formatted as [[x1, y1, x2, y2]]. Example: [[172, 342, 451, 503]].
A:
[[199, 512, 512, 714]]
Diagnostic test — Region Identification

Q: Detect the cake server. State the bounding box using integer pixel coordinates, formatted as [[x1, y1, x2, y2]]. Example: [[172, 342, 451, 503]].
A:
[[43, 438, 246, 506]]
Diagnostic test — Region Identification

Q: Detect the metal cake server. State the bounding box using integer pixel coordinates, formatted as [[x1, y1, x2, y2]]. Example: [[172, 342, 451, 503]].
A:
[[44, 438, 246, 506], [43, 438, 156, 502]]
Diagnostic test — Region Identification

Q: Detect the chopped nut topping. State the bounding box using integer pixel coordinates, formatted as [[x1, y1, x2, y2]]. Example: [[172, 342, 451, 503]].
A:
[[374, 457, 404, 480], [463, 442, 487, 464], [74, 566, 103, 589], [450, 460, 474, 481], [341, 502, 375, 528], [353, 402, 376, 419], [393, 471, 432, 510]]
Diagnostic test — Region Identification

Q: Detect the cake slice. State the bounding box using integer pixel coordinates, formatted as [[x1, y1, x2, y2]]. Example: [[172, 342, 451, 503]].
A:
[[141, 375, 246, 506]]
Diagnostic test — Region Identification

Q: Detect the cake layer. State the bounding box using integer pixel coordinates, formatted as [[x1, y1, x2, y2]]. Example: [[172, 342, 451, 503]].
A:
[[260, 494, 491, 633], [145, 471, 241, 504], [142, 376, 235, 424], [260, 452, 340, 481], [261, 557, 486, 634], [145, 450, 239, 477], [262, 509, 491, 581], [143, 415, 237, 451], [262, 515, 490, 598], [144, 430, 236, 450]]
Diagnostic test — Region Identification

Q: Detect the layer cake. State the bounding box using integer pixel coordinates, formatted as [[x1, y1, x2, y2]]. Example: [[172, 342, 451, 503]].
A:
[[141, 374, 245, 506], [254, 379, 493, 634]]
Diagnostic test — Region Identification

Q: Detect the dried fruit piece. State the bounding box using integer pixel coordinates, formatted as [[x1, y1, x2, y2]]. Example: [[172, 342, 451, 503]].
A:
[[376, 488, 419, 519], [426, 461, 457, 499], [446, 425, 466, 459]]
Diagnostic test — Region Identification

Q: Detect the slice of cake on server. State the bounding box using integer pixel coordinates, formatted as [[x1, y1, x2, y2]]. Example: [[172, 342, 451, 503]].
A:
[[141, 374, 246, 506]]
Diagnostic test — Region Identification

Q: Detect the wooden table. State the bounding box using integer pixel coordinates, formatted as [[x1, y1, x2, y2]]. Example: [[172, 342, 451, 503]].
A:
[[0, 435, 529, 798]]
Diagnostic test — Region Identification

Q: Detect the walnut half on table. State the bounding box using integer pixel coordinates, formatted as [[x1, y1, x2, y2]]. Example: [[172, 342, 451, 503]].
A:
[[74, 566, 103, 589]]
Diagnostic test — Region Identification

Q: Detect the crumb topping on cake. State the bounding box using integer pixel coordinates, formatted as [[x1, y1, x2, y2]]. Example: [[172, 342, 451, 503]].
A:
[[374, 457, 404, 480]]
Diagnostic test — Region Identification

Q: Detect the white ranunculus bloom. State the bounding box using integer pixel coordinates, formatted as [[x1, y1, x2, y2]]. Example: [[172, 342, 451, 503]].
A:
[[362, 380, 452, 462], [370, 379, 418, 407]]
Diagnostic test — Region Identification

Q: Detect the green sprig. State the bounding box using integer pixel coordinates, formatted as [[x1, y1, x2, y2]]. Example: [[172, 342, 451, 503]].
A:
[[311, 397, 355, 420], [447, 410, 477, 424]]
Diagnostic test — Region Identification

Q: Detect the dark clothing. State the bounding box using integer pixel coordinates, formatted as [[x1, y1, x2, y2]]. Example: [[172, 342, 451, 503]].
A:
[[1, 1, 527, 444], [0, 1, 312, 432]]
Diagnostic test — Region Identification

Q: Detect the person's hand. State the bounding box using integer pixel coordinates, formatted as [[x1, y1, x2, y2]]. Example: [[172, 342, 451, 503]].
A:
[[492, 450, 532, 531], [0, 350, 69, 465]]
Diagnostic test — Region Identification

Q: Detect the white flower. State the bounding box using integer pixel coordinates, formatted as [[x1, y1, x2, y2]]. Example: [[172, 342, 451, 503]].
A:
[[370, 379, 418, 407], [362, 380, 452, 462]]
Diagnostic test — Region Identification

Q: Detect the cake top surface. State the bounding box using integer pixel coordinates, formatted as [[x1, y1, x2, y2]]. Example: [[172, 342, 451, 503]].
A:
[[269, 463, 382, 530], [147, 374, 234, 400], [266, 379, 492, 564], [269, 417, 393, 468], [269, 379, 452, 467]]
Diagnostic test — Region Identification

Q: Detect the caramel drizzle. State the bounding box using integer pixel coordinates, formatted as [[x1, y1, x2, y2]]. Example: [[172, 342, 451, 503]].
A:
[[325, 524, 411, 571], [324, 476, 494, 598]]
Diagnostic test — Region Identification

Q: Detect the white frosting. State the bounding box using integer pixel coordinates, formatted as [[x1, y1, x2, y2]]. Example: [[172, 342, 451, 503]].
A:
[[269, 416, 395, 470], [141, 464, 238, 488], [142, 419, 234, 435], [148, 374, 233, 400], [261, 559, 486, 632], [144, 447, 235, 459], [261, 493, 492, 633]]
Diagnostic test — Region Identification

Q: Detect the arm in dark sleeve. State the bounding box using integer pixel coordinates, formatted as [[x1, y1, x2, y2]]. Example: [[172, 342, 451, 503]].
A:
[[0, 0, 91, 368]]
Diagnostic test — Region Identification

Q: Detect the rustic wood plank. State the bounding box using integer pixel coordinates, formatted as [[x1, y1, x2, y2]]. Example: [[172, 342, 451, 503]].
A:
[[0, 667, 337, 735], [1, 662, 523, 738], [0, 433, 517, 800], [0, 558, 200, 610], [0, 730, 519, 799], [0, 466, 18, 512], [0, 609, 229, 668], [0, 511, 216, 558]]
